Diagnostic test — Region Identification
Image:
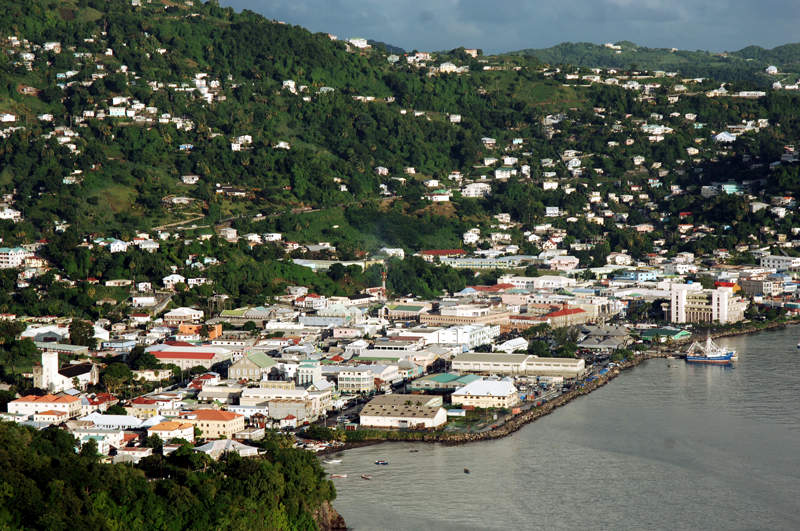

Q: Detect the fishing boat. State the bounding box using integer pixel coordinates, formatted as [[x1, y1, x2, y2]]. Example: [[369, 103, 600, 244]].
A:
[[685, 335, 737, 364], [374, 460, 389, 465], [360, 474, 372, 480], [330, 474, 347, 479], [323, 458, 342, 464]]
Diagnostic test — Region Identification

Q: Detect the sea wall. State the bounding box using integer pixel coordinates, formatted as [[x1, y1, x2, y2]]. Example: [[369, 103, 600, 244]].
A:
[[430, 353, 655, 445]]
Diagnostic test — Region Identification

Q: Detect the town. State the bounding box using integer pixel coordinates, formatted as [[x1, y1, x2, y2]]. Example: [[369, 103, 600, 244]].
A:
[[2, 0, 800, 528], [2, 0, 800, 461], [1, 238, 796, 457]]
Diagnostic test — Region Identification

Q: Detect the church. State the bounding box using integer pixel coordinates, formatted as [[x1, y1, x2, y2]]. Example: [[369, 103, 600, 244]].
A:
[[32, 351, 100, 393]]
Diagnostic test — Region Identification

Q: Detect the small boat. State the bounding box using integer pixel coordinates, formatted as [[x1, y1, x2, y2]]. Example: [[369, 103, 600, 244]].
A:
[[463, 468, 470, 474], [409, 449, 419, 453], [323, 458, 342, 464], [360, 474, 372, 480], [375, 460, 389, 465], [330, 474, 347, 479]]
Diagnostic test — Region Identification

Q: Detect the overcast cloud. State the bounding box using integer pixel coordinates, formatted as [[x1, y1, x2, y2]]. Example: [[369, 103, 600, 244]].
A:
[[220, 0, 800, 54]]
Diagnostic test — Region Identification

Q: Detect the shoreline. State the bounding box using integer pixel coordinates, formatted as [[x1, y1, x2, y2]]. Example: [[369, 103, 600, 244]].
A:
[[320, 320, 797, 454]]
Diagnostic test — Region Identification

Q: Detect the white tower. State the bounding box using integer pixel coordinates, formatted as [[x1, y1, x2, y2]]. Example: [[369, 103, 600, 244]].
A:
[[41, 351, 60, 392]]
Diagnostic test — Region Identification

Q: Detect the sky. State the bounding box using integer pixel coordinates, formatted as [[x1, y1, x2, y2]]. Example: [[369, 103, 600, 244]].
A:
[[220, 0, 800, 54]]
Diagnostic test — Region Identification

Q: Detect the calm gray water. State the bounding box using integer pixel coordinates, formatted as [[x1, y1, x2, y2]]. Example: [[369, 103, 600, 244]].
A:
[[328, 327, 800, 530]]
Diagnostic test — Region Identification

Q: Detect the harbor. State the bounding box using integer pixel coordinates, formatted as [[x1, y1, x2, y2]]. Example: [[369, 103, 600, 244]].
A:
[[328, 326, 800, 531]]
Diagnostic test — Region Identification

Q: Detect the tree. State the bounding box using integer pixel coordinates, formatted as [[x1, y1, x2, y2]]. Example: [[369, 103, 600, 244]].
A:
[[102, 362, 132, 394], [105, 404, 127, 415], [527, 340, 550, 357], [69, 320, 97, 349]]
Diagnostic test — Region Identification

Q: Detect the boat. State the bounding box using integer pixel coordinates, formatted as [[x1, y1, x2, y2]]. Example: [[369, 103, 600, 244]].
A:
[[360, 474, 372, 480], [463, 468, 470, 474], [409, 449, 419, 453], [374, 460, 389, 465], [330, 474, 347, 479], [685, 335, 737, 364], [323, 458, 342, 464]]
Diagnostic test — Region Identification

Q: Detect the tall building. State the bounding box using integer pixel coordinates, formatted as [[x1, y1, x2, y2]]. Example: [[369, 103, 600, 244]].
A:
[[667, 283, 747, 324], [760, 255, 800, 272]]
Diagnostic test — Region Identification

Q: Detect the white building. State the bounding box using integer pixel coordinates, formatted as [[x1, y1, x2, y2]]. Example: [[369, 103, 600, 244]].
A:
[[0, 247, 31, 268], [760, 255, 800, 272], [162, 274, 186, 289], [451, 377, 519, 409], [359, 394, 447, 429], [668, 283, 747, 324]]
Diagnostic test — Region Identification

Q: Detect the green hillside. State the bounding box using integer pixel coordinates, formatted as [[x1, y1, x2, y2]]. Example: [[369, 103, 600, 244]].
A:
[[510, 41, 800, 82], [0, 0, 581, 242]]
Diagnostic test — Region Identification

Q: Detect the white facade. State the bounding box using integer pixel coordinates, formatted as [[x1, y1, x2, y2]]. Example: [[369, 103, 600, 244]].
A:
[[669, 283, 746, 324], [760, 255, 800, 272], [451, 378, 520, 409]]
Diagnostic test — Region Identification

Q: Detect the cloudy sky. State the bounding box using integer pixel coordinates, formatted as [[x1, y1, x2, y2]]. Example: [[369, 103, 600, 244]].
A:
[[220, 0, 800, 54]]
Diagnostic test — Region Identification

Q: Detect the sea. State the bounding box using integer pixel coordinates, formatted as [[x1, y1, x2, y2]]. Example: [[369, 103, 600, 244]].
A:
[[327, 327, 800, 530]]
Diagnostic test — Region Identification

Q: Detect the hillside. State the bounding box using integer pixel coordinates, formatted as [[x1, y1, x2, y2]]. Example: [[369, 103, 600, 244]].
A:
[[510, 41, 800, 83], [0, 0, 582, 242]]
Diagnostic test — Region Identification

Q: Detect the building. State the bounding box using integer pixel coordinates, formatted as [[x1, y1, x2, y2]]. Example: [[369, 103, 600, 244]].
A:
[[7, 394, 81, 418], [147, 421, 195, 442], [407, 373, 481, 392], [228, 351, 277, 380], [420, 305, 510, 327], [194, 439, 259, 459], [180, 409, 245, 439], [146, 345, 232, 370], [33, 351, 99, 392], [359, 394, 447, 429], [0, 247, 31, 268], [337, 366, 377, 393], [760, 255, 800, 272], [667, 283, 748, 324], [163, 307, 204, 324], [738, 275, 782, 298], [451, 353, 586, 379], [499, 275, 577, 290], [451, 377, 520, 409]]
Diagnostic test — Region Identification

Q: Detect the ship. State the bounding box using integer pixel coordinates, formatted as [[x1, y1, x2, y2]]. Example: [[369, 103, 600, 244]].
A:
[[685, 335, 737, 364]]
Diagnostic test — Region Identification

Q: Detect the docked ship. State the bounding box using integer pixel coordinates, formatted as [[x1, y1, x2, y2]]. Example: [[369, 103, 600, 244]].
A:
[[685, 336, 737, 364]]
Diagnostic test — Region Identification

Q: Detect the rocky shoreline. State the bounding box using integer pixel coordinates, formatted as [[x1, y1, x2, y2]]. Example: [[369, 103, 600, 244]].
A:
[[322, 321, 797, 453]]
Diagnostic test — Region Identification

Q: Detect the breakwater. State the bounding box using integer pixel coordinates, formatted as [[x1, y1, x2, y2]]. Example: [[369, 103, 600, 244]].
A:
[[431, 352, 661, 445]]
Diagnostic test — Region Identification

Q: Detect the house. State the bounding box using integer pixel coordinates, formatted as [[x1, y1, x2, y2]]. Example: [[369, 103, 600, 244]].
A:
[[180, 409, 245, 439], [112, 447, 152, 464], [162, 274, 186, 290], [228, 352, 277, 381], [451, 377, 520, 409], [163, 307, 203, 324], [359, 394, 447, 429], [194, 439, 259, 459], [147, 421, 195, 442], [108, 239, 128, 253], [219, 227, 238, 242]]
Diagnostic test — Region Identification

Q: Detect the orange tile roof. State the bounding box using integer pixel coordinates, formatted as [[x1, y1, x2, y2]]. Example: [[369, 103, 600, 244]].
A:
[[183, 409, 242, 422], [36, 410, 66, 416], [149, 421, 193, 431], [15, 394, 79, 403]]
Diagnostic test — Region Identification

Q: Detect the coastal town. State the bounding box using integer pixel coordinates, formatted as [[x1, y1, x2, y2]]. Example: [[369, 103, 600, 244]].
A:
[[1, 239, 797, 459], [2, 0, 800, 464], [1, 1, 800, 528]]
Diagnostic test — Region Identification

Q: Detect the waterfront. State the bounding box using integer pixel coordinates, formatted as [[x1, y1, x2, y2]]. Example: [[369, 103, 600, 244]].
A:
[[329, 327, 800, 530]]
